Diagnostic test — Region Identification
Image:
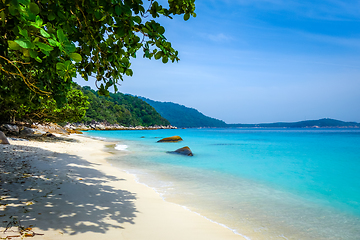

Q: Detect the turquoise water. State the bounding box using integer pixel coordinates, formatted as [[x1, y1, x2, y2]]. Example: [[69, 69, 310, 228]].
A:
[[85, 128, 360, 239]]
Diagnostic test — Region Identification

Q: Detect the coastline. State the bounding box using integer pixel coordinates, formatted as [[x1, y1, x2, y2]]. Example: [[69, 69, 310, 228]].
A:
[[83, 128, 360, 240], [0, 134, 246, 240]]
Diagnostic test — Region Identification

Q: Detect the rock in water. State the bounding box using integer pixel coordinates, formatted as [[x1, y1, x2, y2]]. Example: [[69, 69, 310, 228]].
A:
[[0, 131, 10, 144], [157, 136, 183, 142], [168, 146, 193, 156]]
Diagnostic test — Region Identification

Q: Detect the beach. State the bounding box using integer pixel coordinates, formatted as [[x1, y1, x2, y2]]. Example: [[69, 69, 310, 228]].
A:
[[0, 134, 245, 240]]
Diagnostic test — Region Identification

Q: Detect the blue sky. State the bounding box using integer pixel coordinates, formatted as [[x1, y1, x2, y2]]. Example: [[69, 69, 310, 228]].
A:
[[75, 0, 360, 124]]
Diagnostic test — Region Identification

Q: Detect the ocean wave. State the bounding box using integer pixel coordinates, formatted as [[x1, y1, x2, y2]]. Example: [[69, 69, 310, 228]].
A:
[[180, 206, 251, 240], [89, 136, 107, 141], [115, 144, 128, 151]]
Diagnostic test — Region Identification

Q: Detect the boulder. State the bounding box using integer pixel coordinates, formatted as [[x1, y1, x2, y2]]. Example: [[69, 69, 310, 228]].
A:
[[32, 123, 69, 135], [67, 129, 83, 134], [20, 127, 46, 137], [157, 136, 183, 143], [20, 127, 36, 136], [42, 132, 56, 138], [0, 131, 10, 144], [0, 124, 19, 135], [168, 146, 193, 156]]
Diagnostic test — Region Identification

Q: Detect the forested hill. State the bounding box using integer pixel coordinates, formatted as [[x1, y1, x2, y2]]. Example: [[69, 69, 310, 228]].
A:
[[228, 118, 360, 128], [139, 97, 227, 128], [78, 86, 170, 127], [77, 87, 359, 129]]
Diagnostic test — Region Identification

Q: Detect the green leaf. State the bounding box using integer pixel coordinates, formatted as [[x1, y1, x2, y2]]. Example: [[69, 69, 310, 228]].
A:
[[35, 15, 43, 26], [144, 50, 150, 58], [69, 53, 82, 62], [154, 51, 163, 60], [29, 2, 40, 15], [117, 28, 125, 37], [18, 27, 28, 38], [56, 61, 76, 78], [0, 11, 5, 27], [30, 22, 41, 29], [125, 69, 133, 76], [184, 13, 190, 21], [115, 5, 122, 15], [57, 29, 66, 43], [8, 41, 21, 50], [35, 56, 42, 63], [40, 28, 50, 38], [29, 49, 38, 58], [56, 62, 66, 71], [95, 11, 102, 20], [23, 49, 30, 57], [14, 39, 33, 49], [36, 42, 53, 51], [48, 38, 59, 47], [64, 43, 76, 53], [162, 56, 168, 63], [40, 48, 50, 56], [133, 16, 141, 24], [158, 26, 165, 35], [9, 5, 19, 16], [48, 12, 56, 21]]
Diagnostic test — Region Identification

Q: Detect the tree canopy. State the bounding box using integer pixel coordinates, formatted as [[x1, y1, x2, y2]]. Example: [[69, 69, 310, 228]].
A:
[[0, 0, 195, 123]]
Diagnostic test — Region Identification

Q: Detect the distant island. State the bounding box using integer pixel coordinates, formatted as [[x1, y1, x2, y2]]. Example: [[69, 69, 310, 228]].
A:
[[227, 118, 360, 128], [139, 97, 360, 129]]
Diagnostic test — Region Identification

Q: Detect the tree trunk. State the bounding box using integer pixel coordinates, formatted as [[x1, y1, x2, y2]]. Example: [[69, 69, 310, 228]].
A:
[[10, 115, 16, 124]]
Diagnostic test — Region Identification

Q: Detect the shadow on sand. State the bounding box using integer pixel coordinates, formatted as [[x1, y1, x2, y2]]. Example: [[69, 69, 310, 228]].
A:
[[0, 143, 137, 235]]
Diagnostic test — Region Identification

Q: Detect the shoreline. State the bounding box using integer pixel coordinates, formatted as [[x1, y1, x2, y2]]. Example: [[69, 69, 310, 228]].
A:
[[85, 128, 360, 240], [99, 134, 254, 240], [0, 134, 247, 240]]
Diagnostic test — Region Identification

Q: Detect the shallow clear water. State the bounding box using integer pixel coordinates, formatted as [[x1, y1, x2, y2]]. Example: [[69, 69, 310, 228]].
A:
[[85, 128, 360, 239]]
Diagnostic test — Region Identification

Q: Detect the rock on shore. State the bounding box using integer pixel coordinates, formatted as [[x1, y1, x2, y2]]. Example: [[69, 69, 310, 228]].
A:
[[63, 122, 177, 131], [0, 122, 177, 138], [0, 123, 69, 137], [0, 131, 10, 144]]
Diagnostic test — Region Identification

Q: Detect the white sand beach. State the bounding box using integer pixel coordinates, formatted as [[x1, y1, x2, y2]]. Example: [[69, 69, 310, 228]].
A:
[[0, 134, 246, 240]]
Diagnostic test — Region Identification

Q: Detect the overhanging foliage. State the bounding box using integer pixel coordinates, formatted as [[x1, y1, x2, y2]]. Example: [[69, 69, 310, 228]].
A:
[[0, 0, 195, 122]]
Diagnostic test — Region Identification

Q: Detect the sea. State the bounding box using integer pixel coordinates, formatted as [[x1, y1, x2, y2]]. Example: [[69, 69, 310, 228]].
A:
[[84, 128, 360, 240]]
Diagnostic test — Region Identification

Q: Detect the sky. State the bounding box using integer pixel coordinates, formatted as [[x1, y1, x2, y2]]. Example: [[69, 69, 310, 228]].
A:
[[75, 0, 360, 124]]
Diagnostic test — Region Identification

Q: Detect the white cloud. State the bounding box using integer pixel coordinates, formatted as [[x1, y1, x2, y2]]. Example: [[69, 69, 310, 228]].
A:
[[207, 33, 233, 42]]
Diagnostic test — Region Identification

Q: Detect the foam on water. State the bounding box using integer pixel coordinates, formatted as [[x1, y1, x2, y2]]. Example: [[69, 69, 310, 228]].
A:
[[114, 144, 128, 151], [88, 136, 107, 141], [84, 129, 360, 239]]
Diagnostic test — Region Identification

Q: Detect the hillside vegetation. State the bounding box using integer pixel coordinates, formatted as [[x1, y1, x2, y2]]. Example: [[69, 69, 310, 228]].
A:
[[140, 97, 227, 128], [79, 86, 170, 127]]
